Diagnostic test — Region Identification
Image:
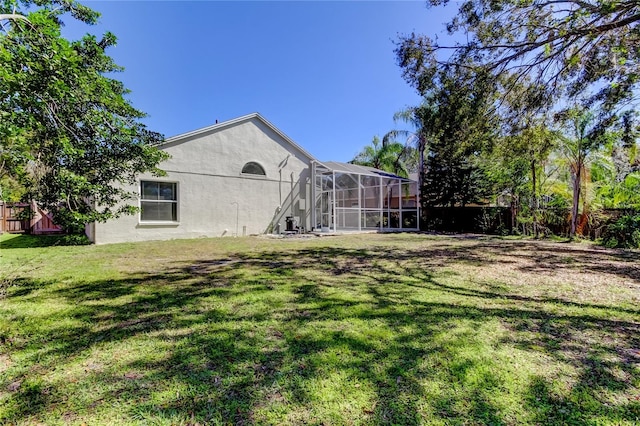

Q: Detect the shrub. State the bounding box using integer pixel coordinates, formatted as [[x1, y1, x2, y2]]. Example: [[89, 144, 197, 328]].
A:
[[601, 213, 640, 249], [59, 233, 92, 246], [541, 195, 570, 236]]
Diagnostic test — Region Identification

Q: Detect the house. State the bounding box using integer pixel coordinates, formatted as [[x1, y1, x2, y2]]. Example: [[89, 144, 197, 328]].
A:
[[87, 113, 419, 244]]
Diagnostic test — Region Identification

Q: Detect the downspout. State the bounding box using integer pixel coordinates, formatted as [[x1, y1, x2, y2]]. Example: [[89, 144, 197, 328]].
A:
[[358, 174, 362, 231], [379, 176, 383, 231], [311, 161, 317, 230], [416, 179, 420, 231], [399, 179, 403, 229], [279, 168, 283, 206], [290, 171, 294, 216], [332, 170, 336, 231]]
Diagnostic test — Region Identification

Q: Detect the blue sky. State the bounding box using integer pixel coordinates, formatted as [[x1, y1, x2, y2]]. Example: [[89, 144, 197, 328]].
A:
[[63, 1, 451, 162]]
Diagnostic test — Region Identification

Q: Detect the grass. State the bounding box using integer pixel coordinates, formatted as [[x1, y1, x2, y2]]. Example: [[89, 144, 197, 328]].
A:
[[0, 233, 71, 249], [0, 232, 639, 425]]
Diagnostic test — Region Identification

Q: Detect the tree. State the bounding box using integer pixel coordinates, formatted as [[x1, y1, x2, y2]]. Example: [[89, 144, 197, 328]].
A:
[[490, 124, 558, 237], [591, 148, 640, 210], [414, 66, 499, 208], [383, 101, 438, 188], [487, 76, 559, 236], [350, 136, 411, 178], [590, 113, 640, 209], [0, 1, 168, 233], [559, 108, 607, 237], [396, 0, 640, 115]]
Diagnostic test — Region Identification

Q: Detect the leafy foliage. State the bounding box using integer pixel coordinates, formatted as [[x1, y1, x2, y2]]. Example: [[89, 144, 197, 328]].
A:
[[558, 107, 610, 236], [418, 67, 499, 207], [591, 131, 640, 210], [383, 102, 440, 178], [489, 122, 559, 236], [389, 0, 640, 238], [601, 213, 640, 248], [350, 136, 411, 177], [0, 1, 169, 232], [396, 0, 640, 116]]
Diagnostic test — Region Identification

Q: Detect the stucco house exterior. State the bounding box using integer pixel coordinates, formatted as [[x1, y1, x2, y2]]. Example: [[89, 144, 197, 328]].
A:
[[87, 113, 418, 244]]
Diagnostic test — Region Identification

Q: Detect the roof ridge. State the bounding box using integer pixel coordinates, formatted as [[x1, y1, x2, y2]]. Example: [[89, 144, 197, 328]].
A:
[[157, 113, 317, 161]]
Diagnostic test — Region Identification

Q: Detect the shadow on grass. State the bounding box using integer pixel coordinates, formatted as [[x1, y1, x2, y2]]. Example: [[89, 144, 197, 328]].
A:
[[1, 240, 639, 424], [0, 234, 66, 249]]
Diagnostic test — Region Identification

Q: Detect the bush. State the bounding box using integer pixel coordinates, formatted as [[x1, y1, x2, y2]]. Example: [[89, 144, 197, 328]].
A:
[[476, 207, 508, 235], [541, 195, 570, 236], [59, 233, 92, 246], [601, 213, 640, 249]]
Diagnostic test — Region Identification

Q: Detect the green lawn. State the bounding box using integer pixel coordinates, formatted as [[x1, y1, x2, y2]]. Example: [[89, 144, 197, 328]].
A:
[[0, 233, 639, 425]]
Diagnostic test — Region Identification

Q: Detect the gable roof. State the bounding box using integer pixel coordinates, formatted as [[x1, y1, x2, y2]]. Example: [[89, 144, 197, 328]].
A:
[[158, 113, 317, 161]]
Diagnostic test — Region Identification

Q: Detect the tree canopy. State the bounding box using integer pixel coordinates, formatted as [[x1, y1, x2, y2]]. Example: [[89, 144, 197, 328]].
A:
[[396, 0, 640, 115], [350, 136, 411, 178], [0, 0, 168, 232]]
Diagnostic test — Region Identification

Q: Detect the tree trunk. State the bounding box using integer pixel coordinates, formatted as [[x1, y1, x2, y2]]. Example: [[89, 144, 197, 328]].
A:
[[531, 160, 539, 239], [418, 139, 425, 189], [510, 195, 517, 234], [418, 139, 427, 214], [570, 159, 582, 238]]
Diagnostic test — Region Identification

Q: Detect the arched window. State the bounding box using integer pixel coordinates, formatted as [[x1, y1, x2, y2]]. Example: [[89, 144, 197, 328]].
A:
[[241, 162, 266, 176]]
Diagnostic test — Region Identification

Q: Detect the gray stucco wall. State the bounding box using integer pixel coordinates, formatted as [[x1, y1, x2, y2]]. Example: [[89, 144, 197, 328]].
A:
[[92, 116, 311, 244]]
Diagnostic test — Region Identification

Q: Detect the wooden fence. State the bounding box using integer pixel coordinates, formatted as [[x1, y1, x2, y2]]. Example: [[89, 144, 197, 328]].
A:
[[0, 202, 64, 234], [421, 206, 512, 234]]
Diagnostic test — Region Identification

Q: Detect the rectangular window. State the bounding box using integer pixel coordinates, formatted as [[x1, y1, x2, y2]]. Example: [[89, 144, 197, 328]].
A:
[[140, 181, 178, 222]]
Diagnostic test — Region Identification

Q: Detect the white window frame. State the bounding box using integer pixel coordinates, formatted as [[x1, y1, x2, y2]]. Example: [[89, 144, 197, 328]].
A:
[[139, 180, 179, 224]]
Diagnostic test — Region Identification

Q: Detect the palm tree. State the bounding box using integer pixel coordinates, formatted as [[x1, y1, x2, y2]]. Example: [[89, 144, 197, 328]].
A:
[[350, 136, 410, 178], [590, 138, 640, 210], [383, 101, 438, 189], [560, 108, 606, 238]]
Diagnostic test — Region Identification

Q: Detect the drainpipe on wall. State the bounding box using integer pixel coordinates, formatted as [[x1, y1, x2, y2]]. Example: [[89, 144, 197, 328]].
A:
[[231, 202, 239, 237], [311, 161, 317, 230], [279, 169, 282, 206], [290, 171, 294, 216]]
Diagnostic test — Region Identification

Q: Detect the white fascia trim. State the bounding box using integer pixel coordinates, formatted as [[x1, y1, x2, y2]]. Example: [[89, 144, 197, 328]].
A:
[[158, 112, 318, 162], [256, 114, 318, 162], [312, 160, 415, 182]]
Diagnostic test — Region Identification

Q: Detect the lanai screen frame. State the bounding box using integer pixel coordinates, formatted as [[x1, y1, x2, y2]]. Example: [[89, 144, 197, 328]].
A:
[[311, 161, 419, 232]]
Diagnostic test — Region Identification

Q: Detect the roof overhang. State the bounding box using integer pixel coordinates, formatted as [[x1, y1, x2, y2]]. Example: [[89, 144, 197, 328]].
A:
[[313, 161, 415, 182], [157, 112, 317, 162]]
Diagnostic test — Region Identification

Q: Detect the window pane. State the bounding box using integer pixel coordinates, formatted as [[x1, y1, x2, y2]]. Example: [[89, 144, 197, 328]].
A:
[[321, 175, 333, 191], [242, 162, 266, 175], [336, 208, 359, 229], [402, 183, 417, 207], [334, 173, 358, 190], [159, 183, 176, 200], [141, 181, 158, 200], [362, 211, 381, 229], [159, 203, 177, 221], [141, 201, 158, 221], [141, 201, 177, 221], [362, 185, 380, 208], [403, 211, 418, 229]]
